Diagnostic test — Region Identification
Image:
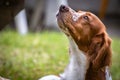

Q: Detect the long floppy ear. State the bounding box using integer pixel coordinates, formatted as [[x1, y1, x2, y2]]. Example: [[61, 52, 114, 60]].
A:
[[88, 32, 112, 70]]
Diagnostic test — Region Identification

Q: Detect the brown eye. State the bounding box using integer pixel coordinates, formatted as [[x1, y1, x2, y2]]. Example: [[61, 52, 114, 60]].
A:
[[83, 16, 89, 20]]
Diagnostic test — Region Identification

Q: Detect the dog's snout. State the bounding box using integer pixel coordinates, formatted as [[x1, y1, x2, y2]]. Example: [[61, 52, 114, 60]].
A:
[[59, 5, 69, 12]]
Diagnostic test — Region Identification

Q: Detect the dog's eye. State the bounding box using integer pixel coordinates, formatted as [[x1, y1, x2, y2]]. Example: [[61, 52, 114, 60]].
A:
[[83, 16, 89, 20]]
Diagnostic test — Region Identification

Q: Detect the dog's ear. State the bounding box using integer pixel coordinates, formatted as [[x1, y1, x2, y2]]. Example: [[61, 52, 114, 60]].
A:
[[88, 32, 112, 70]]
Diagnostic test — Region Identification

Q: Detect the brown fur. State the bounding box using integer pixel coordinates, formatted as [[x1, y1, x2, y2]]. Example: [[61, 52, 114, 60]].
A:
[[57, 5, 112, 80]]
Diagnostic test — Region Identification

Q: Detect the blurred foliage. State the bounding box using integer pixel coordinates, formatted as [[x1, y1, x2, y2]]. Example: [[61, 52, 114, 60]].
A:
[[0, 30, 120, 80], [111, 38, 120, 80]]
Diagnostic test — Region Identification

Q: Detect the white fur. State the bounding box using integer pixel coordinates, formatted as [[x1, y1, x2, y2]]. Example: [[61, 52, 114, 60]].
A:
[[60, 37, 89, 80], [105, 67, 112, 80], [72, 13, 85, 21], [68, 7, 86, 22], [39, 75, 60, 80], [72, 12, 85, 21]]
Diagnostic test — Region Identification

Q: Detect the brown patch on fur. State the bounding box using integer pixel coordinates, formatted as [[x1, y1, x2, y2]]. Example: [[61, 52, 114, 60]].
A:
[[57, 6, 112, 80]]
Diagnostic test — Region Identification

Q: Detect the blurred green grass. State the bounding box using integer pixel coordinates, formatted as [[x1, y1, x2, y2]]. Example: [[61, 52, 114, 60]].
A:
[[0, 30, 120, 80]]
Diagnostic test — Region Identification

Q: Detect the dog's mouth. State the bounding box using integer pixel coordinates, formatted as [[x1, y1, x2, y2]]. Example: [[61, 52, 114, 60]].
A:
[[56, 5, 76, 36], [56, 5, 71, 36]]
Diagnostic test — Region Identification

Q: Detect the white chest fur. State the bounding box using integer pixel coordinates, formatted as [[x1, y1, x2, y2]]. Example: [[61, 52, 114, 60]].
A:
[[105, 67, 112, 80], [60, 38, 89, 80]]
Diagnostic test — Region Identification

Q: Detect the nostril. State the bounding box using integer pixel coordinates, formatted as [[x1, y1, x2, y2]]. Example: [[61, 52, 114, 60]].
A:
[[59, 5, 69, 12], [62, 5, 66, 9]]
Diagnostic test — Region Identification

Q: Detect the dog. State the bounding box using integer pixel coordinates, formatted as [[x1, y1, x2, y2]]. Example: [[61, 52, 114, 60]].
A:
[[56, 5, 112, 80], [39, 5, 112, 80]]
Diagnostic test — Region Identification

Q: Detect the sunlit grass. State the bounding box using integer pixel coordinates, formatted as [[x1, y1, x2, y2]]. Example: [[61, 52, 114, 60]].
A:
[[0, 30, 69, 80], [0, 30, 120, 80], [111, 38, 120, 80]]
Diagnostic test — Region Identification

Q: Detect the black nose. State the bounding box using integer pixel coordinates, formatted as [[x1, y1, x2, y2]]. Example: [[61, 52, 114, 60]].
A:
[[59, 5, 69, 12]]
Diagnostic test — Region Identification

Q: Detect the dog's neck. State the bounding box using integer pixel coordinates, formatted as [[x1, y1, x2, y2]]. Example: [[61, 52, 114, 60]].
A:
[[60, 37, 112, 80], [60, 37, 89, 80]]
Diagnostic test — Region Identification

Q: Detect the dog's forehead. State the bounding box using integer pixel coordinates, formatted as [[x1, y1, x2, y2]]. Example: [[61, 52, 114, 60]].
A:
[[72, 11, 86, 21]]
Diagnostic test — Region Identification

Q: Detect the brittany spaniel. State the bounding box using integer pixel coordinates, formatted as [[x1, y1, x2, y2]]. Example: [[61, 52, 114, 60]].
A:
[[39, 5, 112, 80]]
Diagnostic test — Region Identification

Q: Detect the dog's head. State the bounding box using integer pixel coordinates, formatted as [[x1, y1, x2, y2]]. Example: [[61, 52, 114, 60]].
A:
[[56, 5, 112, 69]]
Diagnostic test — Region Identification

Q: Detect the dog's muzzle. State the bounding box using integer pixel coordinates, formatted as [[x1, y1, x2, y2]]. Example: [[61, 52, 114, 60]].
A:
[[59, 5, 69, 12], [56, 5, 69, 17]]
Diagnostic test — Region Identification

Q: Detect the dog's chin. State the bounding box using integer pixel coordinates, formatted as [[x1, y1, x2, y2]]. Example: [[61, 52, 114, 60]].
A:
[[57, 15, 70, 37], [58, 22, 73, 38], [59, 24, 70, 37]]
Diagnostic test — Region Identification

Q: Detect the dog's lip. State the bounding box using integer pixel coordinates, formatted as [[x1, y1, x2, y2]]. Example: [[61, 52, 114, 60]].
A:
[[56, 11, 59, 17], [56, 12, 70, 36], [56, 11, 62, 19], [56, 6, 76, 36], [56, 13, 59, 17]]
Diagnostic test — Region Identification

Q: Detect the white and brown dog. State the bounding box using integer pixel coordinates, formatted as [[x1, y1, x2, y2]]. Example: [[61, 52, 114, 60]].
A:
[[39, 5, 112, 80]]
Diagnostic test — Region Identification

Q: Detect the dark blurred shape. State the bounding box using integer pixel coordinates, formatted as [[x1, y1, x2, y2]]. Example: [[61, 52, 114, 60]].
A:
[[99, 0, 109, 19], [68, 0, 120, 18], [0, 0, 24, 30], [28, 0, 45, 32]]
